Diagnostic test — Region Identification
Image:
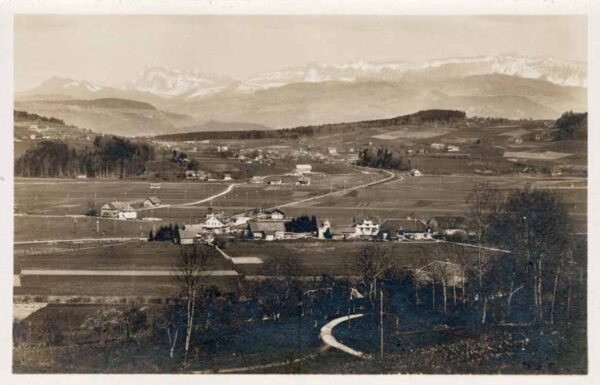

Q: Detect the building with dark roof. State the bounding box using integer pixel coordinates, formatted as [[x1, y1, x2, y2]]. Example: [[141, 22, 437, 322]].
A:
[[248, 220, 286, 241], [379, 218, 430, 240]]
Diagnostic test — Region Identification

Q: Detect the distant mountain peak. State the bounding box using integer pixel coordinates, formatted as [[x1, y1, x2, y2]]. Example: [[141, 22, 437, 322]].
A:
[[39, 76, 104, 93], [122, 66, 237, 98]]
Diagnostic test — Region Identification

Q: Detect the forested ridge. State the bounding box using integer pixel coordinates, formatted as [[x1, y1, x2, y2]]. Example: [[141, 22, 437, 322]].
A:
[[154, 109, 467, 141], [15, 136, 154, 178]]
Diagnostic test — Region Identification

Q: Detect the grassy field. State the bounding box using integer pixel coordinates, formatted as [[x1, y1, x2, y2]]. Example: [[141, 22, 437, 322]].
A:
[[15, 178, 228, 216], [224, 239, 483, 276], [15, 243, 238, 298], [283, 174, 587, 233], [14, 215, 158, 242]]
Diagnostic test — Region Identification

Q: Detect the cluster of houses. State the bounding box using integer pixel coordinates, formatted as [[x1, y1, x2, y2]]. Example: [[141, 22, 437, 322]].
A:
[[177, 207, 470, 245], [99, 196, 162, 220], [317, 215, 468, 241], [179, 208, 288, 244]]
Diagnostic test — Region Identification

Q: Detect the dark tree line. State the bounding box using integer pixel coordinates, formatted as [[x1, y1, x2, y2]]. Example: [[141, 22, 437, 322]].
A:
[[15, 136, 154, 178], [357, 147, 410, 170], [14, 110, 64, 125], [555, 111, 587, 140], [352, 185, 582, 327], [148, 224, 180, 243], [285, 215, 318, 233]]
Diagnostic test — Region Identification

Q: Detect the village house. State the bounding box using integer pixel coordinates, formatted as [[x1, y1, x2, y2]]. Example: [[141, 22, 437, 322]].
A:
[[185, 170, 197, 180], [295, 164, 312, 175], [142, 196, 161, 208], [223, 173, 232, 181], [331, 225, 359, 240], [248, 220, 286, 241], [447, 145, 461, 152], [201, 213, 229, 234], [379, 218, 430, 240], [410, 169, 423, 177], [266, 209, 285, 220], [427, 215, 469, 237], [296, 176, 311, 186], [353, 218, 380, 237], [268, 179, 282, 185], [327, 147, 337, 155], [100, 202, 137, 220], [431, 143, 446, 151]]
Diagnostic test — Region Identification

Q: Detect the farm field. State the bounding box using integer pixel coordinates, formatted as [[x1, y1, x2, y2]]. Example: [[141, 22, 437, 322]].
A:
[[284, 175, 588, 233], [224, 240, 484, 276], [15, 243, 239, 298], [14, 166, 387, 241], [14, 215, 159, 242], [14, 178, 228, 216]]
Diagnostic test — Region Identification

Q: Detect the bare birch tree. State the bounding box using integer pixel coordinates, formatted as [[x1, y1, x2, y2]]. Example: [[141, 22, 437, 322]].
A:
[[175, 244, 208, 367]]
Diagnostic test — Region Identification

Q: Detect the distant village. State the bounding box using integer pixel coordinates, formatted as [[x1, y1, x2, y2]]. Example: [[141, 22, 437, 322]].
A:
[[99, 196, 468, 244]]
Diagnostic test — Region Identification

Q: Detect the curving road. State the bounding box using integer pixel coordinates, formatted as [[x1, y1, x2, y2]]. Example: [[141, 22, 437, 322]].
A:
[[320, 313, 367, 358], [270, 169, 397, 210], [138, 183, 240, 211]]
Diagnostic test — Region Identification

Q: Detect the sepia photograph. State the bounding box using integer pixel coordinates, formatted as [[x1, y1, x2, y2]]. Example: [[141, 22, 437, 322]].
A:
[[4, 2, 595, 379]]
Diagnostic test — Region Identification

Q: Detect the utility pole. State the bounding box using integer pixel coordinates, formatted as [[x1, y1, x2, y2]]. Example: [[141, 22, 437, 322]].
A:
[[380, 289, 384, 360]]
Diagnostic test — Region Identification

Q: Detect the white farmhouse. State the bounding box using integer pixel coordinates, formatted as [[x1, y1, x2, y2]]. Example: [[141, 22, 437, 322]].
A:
[[295, 164, 312, 175], [354, 218, 380, 237], [202, 214, 229, 234], [100, 202, 137, 220]]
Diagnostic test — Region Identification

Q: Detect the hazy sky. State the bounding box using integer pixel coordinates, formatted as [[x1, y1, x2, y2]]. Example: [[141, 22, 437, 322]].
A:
[[15, 15, 587, 91]]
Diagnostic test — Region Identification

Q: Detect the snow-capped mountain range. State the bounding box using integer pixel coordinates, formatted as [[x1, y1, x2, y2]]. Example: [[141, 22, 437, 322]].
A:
[[237, 54, 586, 93], [21, 54, 586, 102], [16, 54, 587, 130], [123, 66, 236, 98]]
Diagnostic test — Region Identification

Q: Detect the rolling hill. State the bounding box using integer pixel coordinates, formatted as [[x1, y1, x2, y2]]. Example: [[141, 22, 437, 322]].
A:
[[16, 54, 587, 130]]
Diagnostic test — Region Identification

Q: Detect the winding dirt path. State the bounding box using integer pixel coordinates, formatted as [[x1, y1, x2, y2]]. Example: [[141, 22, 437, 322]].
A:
[[319, 313, 368, 358]]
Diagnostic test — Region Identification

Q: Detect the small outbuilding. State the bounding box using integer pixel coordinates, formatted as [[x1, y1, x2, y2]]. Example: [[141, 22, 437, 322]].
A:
[[143, 196, 161, 208]]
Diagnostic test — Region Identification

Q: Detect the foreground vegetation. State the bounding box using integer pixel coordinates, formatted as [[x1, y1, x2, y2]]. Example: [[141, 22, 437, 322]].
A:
[[15, 136, 154, 178]]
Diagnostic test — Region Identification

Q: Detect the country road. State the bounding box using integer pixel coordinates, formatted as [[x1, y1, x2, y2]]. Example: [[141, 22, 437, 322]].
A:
[[270, 169, 397, 209], [138, 183, 240, 210]]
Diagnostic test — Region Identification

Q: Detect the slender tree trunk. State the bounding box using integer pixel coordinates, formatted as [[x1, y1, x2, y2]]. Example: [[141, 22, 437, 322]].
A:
[[538, 258, 544, 322], [551, 263, 560, 324], [453, 281, 457, 307], [481, 297, 488, 324], [507, 274, 514, 319], [184, 289, 196, 366], [567, 275, 572, 317], [442, 280, 447, 314], [532, 269, 539, 323], [168, 328, 178, 359], [415, 281, 420, 307], [432, 279, 435, 312], [462, 267, 466, 304]]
